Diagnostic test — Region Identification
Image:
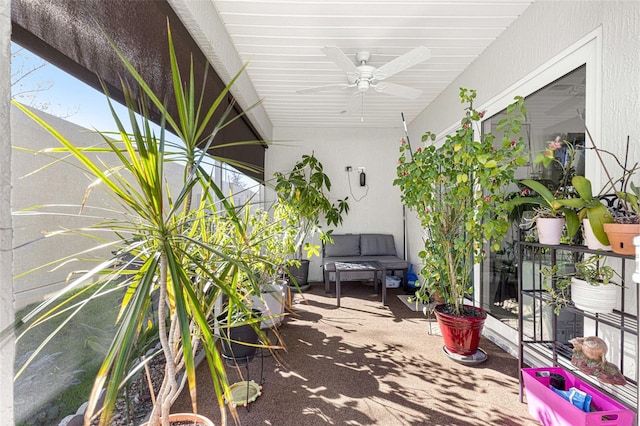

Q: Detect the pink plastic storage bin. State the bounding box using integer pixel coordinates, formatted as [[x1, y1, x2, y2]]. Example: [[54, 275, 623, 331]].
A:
[[522, 367, 634, 426]]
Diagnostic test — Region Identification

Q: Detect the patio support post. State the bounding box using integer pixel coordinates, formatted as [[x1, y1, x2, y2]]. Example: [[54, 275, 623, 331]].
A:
[[0, 0, 15, 422]]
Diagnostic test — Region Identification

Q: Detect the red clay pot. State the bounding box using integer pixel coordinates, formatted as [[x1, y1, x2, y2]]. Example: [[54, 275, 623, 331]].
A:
[[603, 223, 640, 255], [434, 304, 487, 355]]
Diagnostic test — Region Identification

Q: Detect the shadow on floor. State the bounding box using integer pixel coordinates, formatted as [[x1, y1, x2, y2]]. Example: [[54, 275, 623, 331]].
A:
[[171, 282, 538, 426]]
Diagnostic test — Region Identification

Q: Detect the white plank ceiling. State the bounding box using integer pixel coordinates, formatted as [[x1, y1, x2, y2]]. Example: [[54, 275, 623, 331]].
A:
[[184, 0, 535, 132]]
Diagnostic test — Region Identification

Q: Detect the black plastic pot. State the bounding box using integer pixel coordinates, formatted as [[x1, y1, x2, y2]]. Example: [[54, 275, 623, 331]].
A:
[[288, 259, 310, 290], [218, 310, 261, 364]]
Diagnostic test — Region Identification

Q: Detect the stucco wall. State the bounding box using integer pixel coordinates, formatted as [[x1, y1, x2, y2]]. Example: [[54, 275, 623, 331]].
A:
[[267, 126, 406, 281], [10, 106, 124, 308], [406, 0, 640, 271], [11, 106, 200, 309], [1, 0, 14, 421]]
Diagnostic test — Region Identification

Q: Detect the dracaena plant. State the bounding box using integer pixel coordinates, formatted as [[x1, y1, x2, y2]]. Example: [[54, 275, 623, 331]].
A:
[[13, 23, 280, 426], [394, 88, 527, 316]]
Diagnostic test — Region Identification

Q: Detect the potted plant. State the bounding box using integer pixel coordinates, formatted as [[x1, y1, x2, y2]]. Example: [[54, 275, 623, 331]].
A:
[[13, 24, 281, 426], [394, 88, 527, 356], [215, 302, 264, 379], [508, 138, 581, 245], [514, 128, 639, 252], [564, 175, 614, 250], [574, 127, 640, 254], [541, 254, 619, 314], [604, 182, 640, 255], [225, 204, 291, 330], [273, 153, 349, 289], [245, 208, 292, 328]]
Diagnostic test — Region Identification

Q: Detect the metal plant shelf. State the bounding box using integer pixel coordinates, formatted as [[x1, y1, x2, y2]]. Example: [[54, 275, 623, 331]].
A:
[[522, 342, 638, 410], [517, 237, 639, 414]]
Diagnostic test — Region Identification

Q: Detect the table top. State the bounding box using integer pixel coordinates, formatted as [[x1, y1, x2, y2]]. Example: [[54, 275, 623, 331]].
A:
[[333, 260, 383, 271]]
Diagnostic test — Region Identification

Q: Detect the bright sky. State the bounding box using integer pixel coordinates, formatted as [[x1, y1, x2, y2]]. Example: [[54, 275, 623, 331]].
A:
[[11, 42, 260, 191], [11, 42, 130, 131]]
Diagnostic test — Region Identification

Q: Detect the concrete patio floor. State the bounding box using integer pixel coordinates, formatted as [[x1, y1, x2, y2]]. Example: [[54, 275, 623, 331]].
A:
[[172, 281, 540, 425]]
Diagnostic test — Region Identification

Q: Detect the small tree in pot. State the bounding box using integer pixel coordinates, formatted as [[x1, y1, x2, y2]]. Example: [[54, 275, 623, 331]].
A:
[[273, 153, 349, 288], [394, 88, 527, 355]]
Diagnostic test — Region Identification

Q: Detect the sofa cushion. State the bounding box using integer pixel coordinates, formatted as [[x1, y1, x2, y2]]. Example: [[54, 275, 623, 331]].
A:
[[325, 234, 360, 257], [360, 234, 397, 256]]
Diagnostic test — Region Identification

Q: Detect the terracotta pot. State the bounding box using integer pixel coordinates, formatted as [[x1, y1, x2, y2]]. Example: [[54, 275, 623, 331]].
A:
[[431, 288, 446, 305], [603, 223, 640, 255], [571, 277, 618, 314], [434, 304, 487, 355], [536, 217, 565, 245], [140, 413, 214, 426]]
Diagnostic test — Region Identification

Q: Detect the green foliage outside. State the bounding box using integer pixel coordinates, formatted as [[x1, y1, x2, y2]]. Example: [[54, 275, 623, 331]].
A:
[[14, 284, 124, 425]]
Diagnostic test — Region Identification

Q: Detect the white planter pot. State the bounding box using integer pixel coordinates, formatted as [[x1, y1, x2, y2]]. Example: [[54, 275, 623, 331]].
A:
[[537, 217, 565, 245], [582, 219, 611, 251], [571, 277, 619, 314], [634, 236, 640, 284], [252, 280, 288, 329]]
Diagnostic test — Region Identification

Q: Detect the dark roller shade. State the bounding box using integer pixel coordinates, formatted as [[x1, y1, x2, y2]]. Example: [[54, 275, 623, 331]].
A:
[[11, 0, 266, 181]]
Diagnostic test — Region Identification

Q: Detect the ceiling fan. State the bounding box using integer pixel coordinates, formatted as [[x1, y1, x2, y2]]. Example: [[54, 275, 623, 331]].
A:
[[297, 46, 431, 100]]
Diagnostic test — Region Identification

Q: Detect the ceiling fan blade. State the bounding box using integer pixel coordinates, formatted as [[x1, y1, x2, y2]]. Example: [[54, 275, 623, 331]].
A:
[[375, 46, 431, 80], [296, 83, 351, 95], [321, 46, 358, 73], [376, 82, 423, 99]]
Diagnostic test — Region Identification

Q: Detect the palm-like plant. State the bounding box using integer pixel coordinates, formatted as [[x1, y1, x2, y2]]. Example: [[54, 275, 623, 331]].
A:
[[13, 23, 279, 426]]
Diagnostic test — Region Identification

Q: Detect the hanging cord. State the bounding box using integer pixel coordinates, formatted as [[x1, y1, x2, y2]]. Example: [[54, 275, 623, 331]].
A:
[[347, 170, 369, 201]]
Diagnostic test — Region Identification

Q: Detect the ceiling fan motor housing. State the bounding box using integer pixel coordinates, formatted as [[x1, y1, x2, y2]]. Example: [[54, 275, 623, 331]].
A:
[[355, 51, 371, 64], [355, 63, 376, 91]]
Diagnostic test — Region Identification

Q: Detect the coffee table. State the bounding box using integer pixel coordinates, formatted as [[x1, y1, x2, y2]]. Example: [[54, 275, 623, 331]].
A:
[[326, 260, 386, 307]]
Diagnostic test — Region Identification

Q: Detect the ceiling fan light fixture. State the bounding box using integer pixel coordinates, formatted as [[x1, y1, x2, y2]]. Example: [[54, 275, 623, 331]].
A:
[[357, 80, 370, 92]]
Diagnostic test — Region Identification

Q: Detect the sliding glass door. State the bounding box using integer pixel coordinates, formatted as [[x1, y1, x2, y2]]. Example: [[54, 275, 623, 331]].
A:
[[480, 65, 586, 328]]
